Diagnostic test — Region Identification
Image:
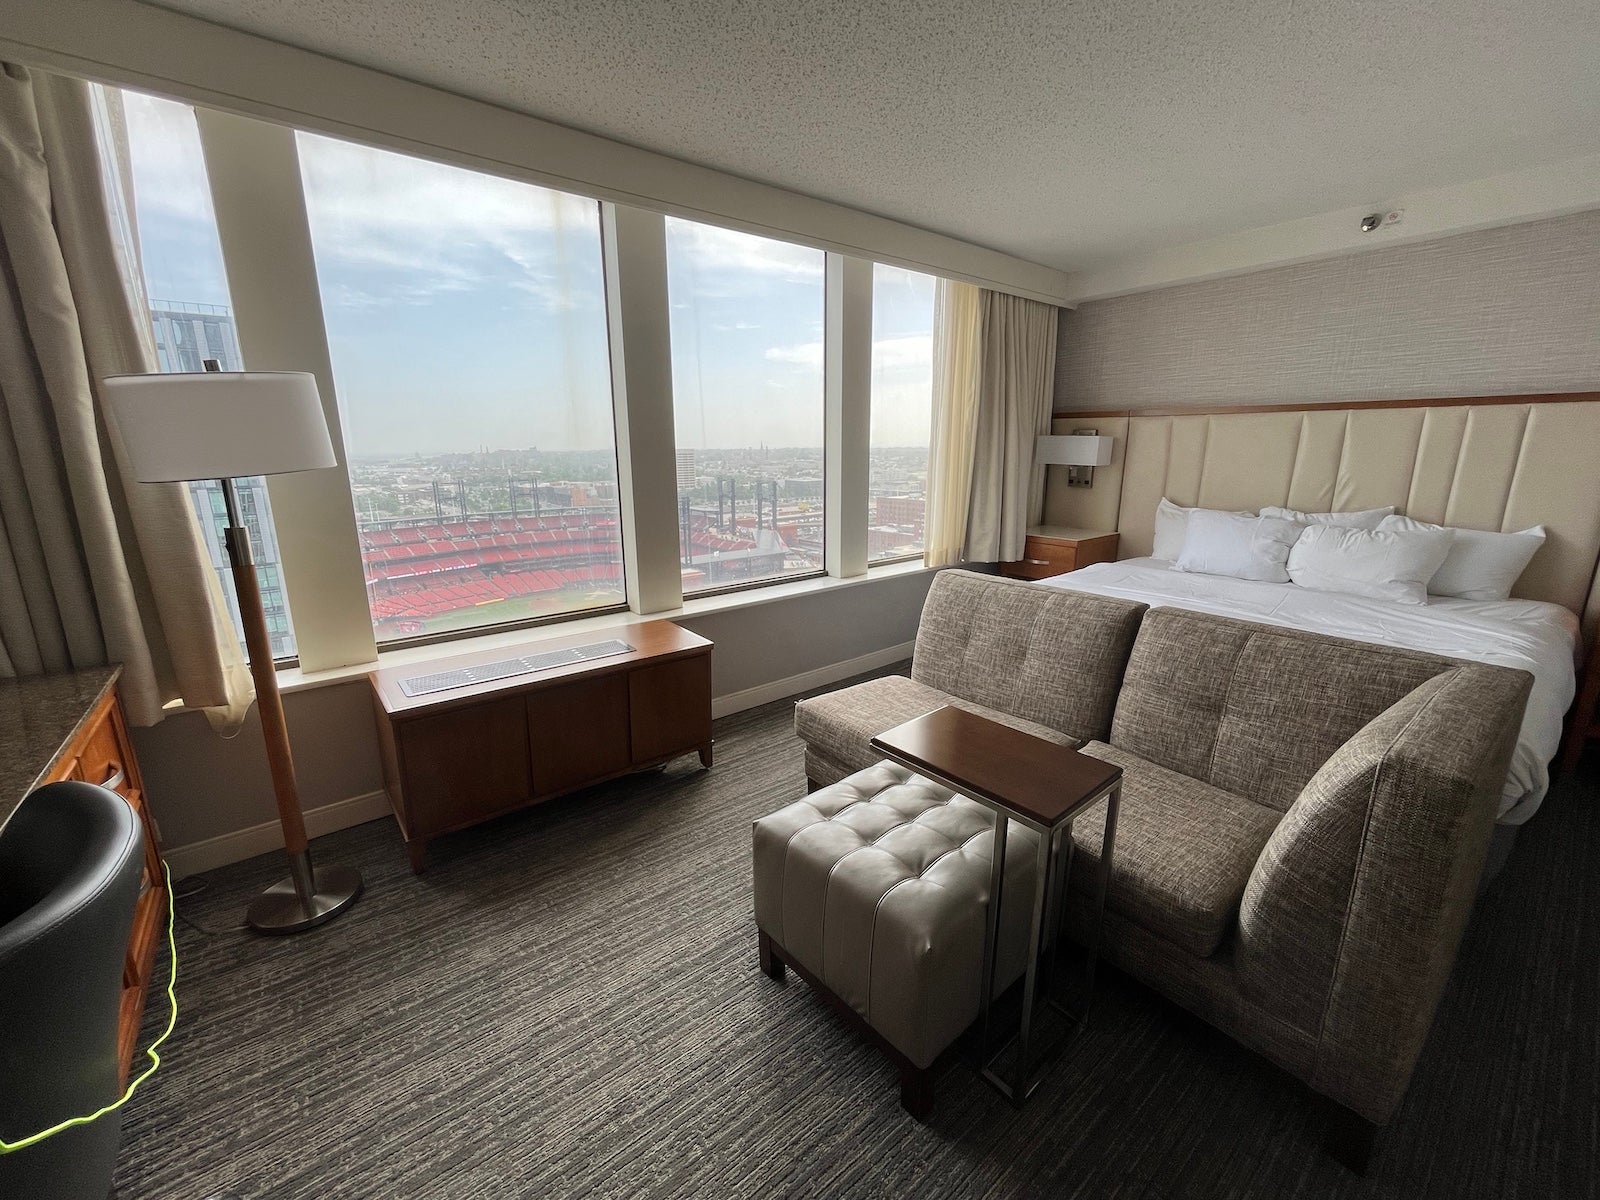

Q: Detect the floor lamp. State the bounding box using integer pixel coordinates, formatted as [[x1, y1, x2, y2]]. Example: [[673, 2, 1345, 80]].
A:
[[102, 363, 362, 934]]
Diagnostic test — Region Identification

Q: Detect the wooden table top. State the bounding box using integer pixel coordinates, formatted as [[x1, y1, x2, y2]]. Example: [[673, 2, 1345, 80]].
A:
[[871, 706, 1122, 829], [370, 620, 711, 718]]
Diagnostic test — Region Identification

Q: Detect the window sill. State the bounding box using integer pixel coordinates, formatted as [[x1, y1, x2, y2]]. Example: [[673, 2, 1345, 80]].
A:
[[273, 559, 935, 697]]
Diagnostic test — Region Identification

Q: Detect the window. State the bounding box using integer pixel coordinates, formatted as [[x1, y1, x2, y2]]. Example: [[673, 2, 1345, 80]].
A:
[[296, 134, 624, 643], [664, 219, 826, 594], [868, 264, 935, 563], [96, 88, 298, 659]]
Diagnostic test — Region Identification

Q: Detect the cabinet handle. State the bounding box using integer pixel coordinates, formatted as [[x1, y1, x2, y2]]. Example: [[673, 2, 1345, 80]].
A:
[[102, 763, 126, 793]]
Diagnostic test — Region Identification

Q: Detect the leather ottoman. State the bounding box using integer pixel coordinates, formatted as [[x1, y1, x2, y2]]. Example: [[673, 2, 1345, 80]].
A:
[[751, 761, 1042, 1114]]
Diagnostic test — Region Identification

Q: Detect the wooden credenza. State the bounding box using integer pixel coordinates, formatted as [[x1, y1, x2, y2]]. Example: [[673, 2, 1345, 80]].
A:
[[370, 621, 713, 872], [1, 668, 166, 1087]]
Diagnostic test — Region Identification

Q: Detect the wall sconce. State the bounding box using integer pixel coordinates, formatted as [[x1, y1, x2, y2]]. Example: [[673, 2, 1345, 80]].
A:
[[1036, 430, 1115, 489]]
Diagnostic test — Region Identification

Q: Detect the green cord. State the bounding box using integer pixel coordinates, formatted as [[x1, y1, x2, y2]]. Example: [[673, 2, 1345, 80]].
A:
[[0, 860, 179, 1155]]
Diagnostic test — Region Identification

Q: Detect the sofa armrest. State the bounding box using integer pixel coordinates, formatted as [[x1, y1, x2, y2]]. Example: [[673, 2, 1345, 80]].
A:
[[1238, 663, 1532, 1124]]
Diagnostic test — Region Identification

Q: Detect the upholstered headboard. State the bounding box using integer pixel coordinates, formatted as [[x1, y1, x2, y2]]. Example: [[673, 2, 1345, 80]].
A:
[[1042, 394, 1600, 637]]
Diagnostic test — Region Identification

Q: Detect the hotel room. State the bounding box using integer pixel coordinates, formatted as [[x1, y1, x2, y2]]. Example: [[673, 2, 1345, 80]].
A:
[[0, 2, 1596, 1197]]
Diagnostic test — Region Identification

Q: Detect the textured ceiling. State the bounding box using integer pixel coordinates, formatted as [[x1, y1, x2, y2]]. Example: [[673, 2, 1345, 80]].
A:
[[155, 0, 1600, 272]]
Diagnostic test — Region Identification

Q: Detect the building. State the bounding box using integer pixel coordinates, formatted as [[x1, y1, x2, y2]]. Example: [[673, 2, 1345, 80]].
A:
[[149, 300, 243, 374], [675, 447, 697, 493], [873, 494, 924, 531], [148, 302, 295, 658]]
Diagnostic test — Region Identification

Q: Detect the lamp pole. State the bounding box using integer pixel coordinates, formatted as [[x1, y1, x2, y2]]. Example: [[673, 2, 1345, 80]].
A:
[[203, 359, 361, 933]]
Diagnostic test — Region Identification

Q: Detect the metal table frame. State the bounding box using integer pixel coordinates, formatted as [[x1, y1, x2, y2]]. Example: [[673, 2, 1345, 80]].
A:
[[873, 748, 1121, 1106]]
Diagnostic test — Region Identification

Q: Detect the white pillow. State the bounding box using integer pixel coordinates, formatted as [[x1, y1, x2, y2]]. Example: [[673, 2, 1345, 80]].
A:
[[1173, 511, 1304, 583], [1377, 515, 1546, 601], [1259, 505, 1394, 529], [1286, 525, 1453, 605], [1151, 498, 1253, 561]]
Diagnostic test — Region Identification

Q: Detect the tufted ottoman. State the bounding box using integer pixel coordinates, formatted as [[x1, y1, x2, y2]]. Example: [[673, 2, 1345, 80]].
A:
[[751, 761, 1045, 1116]]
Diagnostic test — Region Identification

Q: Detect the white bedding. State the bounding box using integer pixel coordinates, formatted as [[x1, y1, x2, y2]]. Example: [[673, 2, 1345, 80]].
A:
[[1042, 558, 1580, 824]]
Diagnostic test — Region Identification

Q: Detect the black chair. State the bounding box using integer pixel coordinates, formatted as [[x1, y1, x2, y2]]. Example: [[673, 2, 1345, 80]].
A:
[[0, 781, 145, 1200]]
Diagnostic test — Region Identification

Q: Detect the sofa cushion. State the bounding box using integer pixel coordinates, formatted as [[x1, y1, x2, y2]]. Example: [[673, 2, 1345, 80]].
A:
[[1071, 741, 1282, 957], [793, 674, 1077, 780], [1234, 672, 1458, 1034], [1111, 608, 1456, 811], [752, 761, 1044, 1070], [910, 570, 1146, 744]]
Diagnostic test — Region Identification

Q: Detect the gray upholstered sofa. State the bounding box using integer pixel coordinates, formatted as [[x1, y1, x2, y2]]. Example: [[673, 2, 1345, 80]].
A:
[[759, 570, 1531, 1162]]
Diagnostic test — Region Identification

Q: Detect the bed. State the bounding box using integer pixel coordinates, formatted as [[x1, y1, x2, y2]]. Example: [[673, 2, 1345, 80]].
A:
[[1042, 557, 1580, 825]]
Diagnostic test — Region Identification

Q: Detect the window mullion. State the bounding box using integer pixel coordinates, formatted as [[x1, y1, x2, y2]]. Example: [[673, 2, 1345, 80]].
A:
[[194, 107, 378, 671], [601, 204, 684, 614], [825, 254, 872, 578]]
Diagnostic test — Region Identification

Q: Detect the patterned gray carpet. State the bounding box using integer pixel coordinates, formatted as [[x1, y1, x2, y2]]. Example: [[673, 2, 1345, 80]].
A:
[[113, 669, 1599, 1199]]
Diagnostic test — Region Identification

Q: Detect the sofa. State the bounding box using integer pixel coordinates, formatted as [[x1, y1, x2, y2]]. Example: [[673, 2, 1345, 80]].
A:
[[756, 570, 1532, 1163]]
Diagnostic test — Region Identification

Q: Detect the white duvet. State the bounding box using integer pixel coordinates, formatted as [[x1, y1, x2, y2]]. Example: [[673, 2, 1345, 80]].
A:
[[1041, 558, 1580, 824]]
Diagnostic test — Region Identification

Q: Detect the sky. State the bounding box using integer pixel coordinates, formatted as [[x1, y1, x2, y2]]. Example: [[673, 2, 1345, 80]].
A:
[[118, 90, 935, 457]]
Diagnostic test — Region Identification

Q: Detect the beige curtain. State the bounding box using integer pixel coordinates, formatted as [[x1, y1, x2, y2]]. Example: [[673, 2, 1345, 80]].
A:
[[964, 290, 1059, 563], [0, 64, 251, 728], [923, 278, 982, 567]]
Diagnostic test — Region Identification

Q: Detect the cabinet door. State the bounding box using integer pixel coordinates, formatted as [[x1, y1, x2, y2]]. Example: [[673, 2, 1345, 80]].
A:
[[398, 697, 532, 837], [526, 673, 631, 797], [629, 654, 712, 765]]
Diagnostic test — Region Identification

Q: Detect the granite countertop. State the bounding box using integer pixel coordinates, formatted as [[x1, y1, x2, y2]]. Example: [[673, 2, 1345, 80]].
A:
[[0, 666, 121, 833]]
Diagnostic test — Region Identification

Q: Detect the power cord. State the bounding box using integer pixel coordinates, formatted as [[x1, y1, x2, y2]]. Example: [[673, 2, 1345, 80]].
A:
[[171, 877, 247, 935], [0, 860, 180, 1154]]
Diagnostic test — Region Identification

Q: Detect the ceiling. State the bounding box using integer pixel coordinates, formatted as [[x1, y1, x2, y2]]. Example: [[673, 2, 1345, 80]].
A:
[[153, 0, 1600, 273]]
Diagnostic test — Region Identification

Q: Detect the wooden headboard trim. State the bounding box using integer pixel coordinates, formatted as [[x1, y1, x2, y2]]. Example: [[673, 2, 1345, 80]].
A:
[[1054, 390, 1600, 420]]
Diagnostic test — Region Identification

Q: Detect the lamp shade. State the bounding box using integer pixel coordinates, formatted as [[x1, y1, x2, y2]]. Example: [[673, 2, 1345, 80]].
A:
[[101, 371, 337, 482], [1035, 434, 1114, 467]]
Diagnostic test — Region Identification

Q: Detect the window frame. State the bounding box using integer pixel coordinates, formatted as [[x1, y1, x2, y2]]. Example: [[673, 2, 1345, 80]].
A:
[[148, 92, 927, 668]]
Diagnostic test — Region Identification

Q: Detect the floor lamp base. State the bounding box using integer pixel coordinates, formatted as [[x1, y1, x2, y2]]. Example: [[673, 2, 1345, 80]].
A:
[[246, 853, 363, 934]]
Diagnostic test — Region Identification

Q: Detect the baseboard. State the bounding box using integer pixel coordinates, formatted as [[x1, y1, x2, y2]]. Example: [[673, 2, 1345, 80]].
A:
[[166, 642, 913, 876], [163, 789, 392, 880], [709, 640, 914, 718]]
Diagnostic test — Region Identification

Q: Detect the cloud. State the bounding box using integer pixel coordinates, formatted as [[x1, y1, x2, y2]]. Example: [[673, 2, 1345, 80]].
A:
[[872, 334, 933, 372], [764, 340, 824, 368], [294, 133, 607, 311], [763, 333, 931, 374], [665, 219, 825, 283]]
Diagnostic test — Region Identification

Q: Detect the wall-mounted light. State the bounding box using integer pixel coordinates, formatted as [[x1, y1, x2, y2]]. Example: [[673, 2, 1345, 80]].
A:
[[1037, 431, 1115, 489]]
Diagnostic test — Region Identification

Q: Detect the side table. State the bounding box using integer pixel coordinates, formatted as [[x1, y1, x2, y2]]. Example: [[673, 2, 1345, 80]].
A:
[[872, 705, 1122, 1103]]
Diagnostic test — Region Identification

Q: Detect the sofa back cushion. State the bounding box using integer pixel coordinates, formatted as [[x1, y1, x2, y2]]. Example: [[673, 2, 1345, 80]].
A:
[[911, 571, 1146, 744], [1234, 671, 1454, 1033], [1111, 608, 1457, 811], [1239, 662, 1531, 1121]]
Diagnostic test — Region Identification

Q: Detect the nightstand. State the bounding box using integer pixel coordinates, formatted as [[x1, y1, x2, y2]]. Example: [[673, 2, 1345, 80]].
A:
[[1001, 526, 1119, 580]]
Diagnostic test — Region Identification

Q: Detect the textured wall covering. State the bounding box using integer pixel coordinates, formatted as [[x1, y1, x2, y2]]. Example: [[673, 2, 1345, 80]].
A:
[[1054, 211, 1600, 411]]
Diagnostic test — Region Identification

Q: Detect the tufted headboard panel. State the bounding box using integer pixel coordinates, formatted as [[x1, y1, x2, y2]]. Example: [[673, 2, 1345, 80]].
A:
[[1041, 394, 1600, 636]]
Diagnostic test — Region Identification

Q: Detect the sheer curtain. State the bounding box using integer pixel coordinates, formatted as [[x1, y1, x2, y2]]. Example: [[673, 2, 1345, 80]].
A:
[[965, 290, 1059, 563], [0, 64, 250, 727], [923, 279, 982, 567], [924, 281, 1059, 567]]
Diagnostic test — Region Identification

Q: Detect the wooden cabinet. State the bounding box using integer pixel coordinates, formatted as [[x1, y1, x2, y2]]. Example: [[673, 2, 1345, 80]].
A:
[[1001, 526, 1119, 580], [371, 621, 713, 872], [21, 672, 166, 1088]]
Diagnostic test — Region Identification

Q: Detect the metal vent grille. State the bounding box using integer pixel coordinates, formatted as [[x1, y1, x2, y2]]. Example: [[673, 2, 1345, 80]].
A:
[[398, 639, 634, 698]]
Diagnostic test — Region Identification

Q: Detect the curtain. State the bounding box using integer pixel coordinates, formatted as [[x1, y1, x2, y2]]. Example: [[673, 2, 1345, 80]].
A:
[[0, 64, 251, 728], [963, 290, 1059, 563], [923, 278, 982, 568]]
